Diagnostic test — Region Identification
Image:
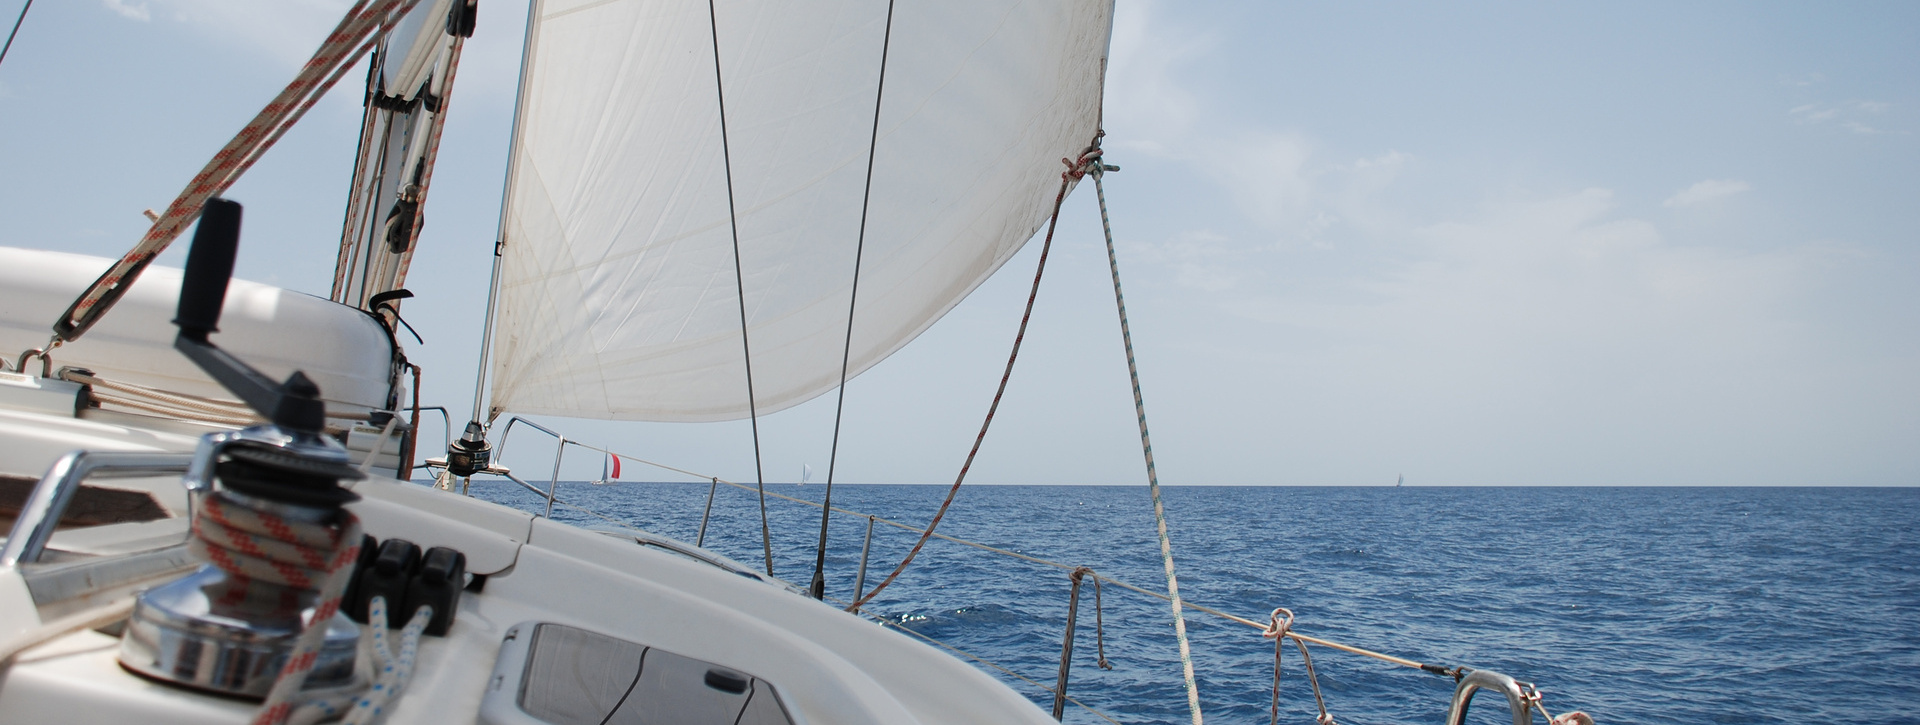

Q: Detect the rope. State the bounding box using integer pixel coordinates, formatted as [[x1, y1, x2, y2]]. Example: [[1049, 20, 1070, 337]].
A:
[[55, 0, 422, 342], [88, 390, 260, 427], [0, 0, 30, 70], [0, 596, 134, 667], [1263, 608, 1337, 725], [812, 0, 897, 603], [846, 146, 1099, 613], [1293, 636, 1337, 725], [1265, 608, 1293, 725], [70, 370, 258, 417], [1090, 140, 1202, 723], [1089, 568, 1112, 670], [70, 370, 378, 432], [705, 0, 774, 578], [331, 56, 384, 303], [339, 595, 431, 725], [193, 491, 365, 725]]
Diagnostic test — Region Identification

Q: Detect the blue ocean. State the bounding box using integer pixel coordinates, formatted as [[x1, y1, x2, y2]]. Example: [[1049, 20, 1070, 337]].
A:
[[462, 481, 1920, 724]]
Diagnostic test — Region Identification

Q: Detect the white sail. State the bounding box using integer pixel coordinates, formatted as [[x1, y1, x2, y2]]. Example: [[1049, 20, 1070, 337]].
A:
[[488, 0, 1113, 422]]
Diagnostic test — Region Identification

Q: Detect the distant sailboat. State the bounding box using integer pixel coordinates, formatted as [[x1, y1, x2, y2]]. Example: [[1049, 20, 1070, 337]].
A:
[[800, 463, 813, 486], [1397, 474, 1404, 487], [591, 452, 622, 485]]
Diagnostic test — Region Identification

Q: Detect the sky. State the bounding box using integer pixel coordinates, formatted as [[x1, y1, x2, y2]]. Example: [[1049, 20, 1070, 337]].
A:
[[0, 1, 1914, 486]]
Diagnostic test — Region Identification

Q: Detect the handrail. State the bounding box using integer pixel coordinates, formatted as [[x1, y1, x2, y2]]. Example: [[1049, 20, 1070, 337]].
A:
[[0, 451, 193, 567], [1445, 669, 1538, 725], [491, 415, 570, 517]]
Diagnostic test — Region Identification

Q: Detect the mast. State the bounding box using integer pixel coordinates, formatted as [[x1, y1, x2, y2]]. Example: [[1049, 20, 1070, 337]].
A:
[[468, 0, 544, 430], [448, 0, 542, 479]]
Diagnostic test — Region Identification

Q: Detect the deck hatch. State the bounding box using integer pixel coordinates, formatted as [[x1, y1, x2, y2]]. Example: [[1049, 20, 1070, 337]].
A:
[[483, 622, 793, 725]]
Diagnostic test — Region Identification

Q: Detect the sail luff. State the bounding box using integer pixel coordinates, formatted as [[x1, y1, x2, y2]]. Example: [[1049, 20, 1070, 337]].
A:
[[473, 0, 548, 425]]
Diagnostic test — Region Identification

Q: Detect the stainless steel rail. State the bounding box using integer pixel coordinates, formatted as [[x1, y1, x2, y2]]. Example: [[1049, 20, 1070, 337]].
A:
[[0, 451, 192, 567], [1445, 668, 1538, 725], [494, 415, 570, 517]]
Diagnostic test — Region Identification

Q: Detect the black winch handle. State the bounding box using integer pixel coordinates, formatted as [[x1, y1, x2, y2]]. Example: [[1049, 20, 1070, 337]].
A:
[[169, 197, 328, 434]]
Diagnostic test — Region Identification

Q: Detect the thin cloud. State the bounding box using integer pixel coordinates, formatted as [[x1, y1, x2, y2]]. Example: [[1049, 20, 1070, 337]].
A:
[[1664, 179, 1751, 208], [103, 0, 153, 21], [133, 0, 355, 68], [1791, 100, 1892, 135]]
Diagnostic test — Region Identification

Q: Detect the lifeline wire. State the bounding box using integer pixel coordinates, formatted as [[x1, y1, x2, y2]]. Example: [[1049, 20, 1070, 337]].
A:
[[706, 0, 775, 577], [811, 0, 897, 601], [846, 144, 1100, 612], [1092, 146, 1203, 724], [486, 446, 1461, 677]]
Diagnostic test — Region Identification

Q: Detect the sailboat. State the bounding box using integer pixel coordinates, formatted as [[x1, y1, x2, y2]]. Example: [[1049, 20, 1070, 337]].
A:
[[0, 1, 1586, 723], [590, 453, 620, 485]]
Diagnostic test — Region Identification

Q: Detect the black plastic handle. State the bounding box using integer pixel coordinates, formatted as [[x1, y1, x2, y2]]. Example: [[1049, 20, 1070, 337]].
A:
[[174, 198, 243, 342]]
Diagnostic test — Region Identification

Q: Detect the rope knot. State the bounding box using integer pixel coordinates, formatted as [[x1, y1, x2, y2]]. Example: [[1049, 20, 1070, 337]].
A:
[[1061, 131, 1108, 181], [1263, 607, 1294, 640]]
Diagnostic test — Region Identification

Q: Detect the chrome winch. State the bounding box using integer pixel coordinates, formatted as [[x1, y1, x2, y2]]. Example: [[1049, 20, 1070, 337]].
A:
[[115, 199, 368, 698]]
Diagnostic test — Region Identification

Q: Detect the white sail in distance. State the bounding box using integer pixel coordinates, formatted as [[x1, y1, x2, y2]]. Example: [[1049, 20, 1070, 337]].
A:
[[488, 0, 1114, 422]]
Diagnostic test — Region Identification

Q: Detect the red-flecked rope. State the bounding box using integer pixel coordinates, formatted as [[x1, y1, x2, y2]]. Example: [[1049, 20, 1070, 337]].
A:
[[186, 488, 363, 725], [1264, 608, 1295, 725], [56, 0, 422, 342], [846, 143, 1102, 613], [1263, 607, 1337, 725], [331, 72, 386, 302]]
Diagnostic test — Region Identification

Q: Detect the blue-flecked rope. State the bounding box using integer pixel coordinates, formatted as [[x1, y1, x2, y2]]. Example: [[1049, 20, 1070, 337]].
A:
[[1090, 149, 1204, 725]]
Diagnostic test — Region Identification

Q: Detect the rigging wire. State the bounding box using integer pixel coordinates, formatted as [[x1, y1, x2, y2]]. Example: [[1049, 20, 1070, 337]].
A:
[[810, 0, 897, 601], [706, 0, 775, 577], [0, 0, 32, 71]]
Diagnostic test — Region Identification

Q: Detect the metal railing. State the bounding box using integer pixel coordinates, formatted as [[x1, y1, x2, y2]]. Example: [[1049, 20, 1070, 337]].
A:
[[457, 422, 1576, 724], [1, 451, 193, 567]]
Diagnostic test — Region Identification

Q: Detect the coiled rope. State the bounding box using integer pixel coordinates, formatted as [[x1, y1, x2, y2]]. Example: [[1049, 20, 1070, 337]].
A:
[[190, 490, 363, 725], [845, 143, 1102, 613]]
